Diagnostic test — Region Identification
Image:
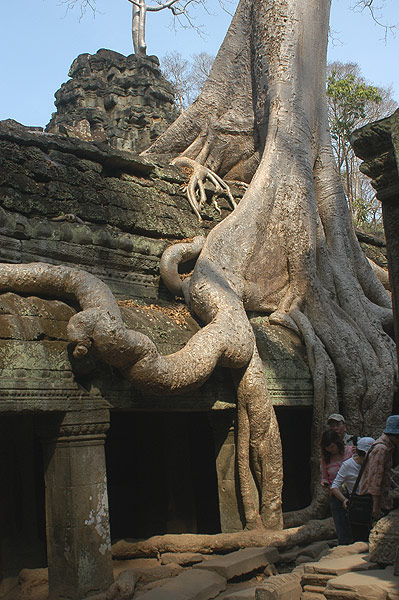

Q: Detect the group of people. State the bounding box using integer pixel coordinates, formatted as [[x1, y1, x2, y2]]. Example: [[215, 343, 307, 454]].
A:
[[320, 413, 399, 544]]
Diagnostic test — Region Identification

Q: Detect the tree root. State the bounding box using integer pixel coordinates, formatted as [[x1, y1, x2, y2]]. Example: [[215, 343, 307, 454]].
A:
[[172, 157, 237, 221], [160, 235, 205, 299], [111, 518, 335, 559]]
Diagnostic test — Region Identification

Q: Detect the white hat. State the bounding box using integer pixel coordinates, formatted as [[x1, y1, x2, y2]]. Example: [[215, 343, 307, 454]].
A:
[[356, 437, 375, 453], [327, 413, 345, 423]]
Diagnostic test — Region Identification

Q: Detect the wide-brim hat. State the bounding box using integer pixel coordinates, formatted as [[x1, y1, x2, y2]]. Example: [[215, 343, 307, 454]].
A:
[[384, 415, 399, 435]]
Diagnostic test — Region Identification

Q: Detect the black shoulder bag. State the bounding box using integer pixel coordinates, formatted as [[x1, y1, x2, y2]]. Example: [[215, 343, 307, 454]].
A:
[[347, 445, 380, 526]]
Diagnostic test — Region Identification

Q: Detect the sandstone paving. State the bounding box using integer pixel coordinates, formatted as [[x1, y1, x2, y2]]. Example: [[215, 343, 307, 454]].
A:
[[193, 547, 280, 581], [135, 568, 227, 600], [303, 553, 377, 576], [324, 566, 399, 600]]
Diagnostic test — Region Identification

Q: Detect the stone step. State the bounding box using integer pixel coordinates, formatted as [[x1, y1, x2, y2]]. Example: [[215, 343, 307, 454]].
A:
[[193, 547, 279, 581], [300, 593, 327, 600], [303, 585, 328, 594], [301, 573, 333, 587], [324, 566, 399, 600], [136, 568, 226, 600], [303, 553, 377, 576]]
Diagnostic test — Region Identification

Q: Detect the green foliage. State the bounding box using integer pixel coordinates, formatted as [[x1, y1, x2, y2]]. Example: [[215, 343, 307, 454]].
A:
[[327, 72, 382, 144], [326, 63, 397, 234]]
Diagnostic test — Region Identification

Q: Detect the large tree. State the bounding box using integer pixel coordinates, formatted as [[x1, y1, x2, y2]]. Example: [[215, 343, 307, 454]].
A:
[[1, 0, 397, 530]]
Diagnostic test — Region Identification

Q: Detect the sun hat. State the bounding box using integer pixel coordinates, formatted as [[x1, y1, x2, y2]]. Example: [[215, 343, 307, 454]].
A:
[[327, 413, 345, 423], [356, 437, 375, 453], [384, 415, 399, 435]]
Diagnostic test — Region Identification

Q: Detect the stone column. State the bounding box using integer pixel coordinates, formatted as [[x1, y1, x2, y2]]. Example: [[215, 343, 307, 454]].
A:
[[41, 409, 113, 600]]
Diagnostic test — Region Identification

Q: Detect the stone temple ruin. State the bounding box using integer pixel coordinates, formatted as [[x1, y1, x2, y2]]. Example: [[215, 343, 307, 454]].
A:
[[0, 51, 398, 599]]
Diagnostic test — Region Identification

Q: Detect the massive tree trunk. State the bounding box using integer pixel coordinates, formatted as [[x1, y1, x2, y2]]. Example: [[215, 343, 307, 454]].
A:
[[0, 0, 396, 530], [144, 0, 397, 522]]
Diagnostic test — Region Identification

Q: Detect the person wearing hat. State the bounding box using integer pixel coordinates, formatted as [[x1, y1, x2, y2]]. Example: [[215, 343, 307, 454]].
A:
[[331, 437, 375, 543], [327, 414, 357, 447], [358, 415, 399, 522]]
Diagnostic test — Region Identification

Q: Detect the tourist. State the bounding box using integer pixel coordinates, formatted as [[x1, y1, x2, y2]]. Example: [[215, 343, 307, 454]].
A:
[[320, 430, 353, 544], [327, 413, 357, 446], [358, 415, 399, 523], [331, 437, 375, 542]]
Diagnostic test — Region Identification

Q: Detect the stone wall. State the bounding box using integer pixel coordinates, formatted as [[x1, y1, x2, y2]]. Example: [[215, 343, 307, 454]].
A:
[[45, 49, 179, 153], [351, 109, 399, 365]]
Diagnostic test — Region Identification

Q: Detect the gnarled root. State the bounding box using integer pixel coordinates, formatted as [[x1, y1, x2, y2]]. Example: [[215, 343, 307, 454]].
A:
[[234, 348, 283, 530], [111, 518, 335, 559], [160, 235, 205, 300], [172, 157, 237, 221]]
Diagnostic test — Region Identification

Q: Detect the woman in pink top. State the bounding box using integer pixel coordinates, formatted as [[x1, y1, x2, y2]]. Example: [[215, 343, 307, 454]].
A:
[[320, 430, 353, 544]]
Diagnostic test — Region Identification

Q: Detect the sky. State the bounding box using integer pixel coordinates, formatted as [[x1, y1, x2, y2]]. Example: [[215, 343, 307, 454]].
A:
[[0, 0, 398, 128]]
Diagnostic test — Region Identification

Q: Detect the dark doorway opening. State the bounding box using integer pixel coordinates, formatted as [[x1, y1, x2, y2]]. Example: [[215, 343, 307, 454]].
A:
[[275, 406, 312, 511], [105, 411, 221, 540]]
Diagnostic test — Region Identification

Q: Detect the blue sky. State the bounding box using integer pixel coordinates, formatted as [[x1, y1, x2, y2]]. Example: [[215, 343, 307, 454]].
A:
[[0, 0, 397, 128]]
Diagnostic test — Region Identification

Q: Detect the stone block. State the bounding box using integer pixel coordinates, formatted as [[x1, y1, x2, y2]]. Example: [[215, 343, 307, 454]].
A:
[[160, 552, 204, 566], [300, 593, 327, 600], [136, 568, 226, 600], [321, 542, 368, 560], [301, 574, 333, 587], [325, 566, 399, 600], [223, 587, 258, 599], [300, 542, 332, 560], [303, 585, 328, 594], [255, 573, 302, 599], [369, 508, 399, 566], [193, 547, 280, 580], [303, 554, 377, 576]]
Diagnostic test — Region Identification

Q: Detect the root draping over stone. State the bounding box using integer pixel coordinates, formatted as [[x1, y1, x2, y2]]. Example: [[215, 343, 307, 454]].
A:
[[111, 518, 336, 559]]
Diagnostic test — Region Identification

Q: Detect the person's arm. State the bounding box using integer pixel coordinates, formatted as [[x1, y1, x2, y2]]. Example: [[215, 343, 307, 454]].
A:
[[372, 494, 382, 520], [320, 458, 330, 487], [331, 462, 349, 507]]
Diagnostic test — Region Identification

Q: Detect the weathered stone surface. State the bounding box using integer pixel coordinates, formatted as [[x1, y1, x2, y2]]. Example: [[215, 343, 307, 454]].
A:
[[351, 109, 399, 366], [134, 568, 226, 599], [193, 547, 280, 580], [325, 566, 399, 600], [46, 49, 179, 153], [321, 543, 369, 561], [369, 508, 399, 566], [301, 574, 334, 588], [17, 567, 48, 600], [303, 554, 377, 576], [223, 588, 259, 599], [255, 573, 302, 599], [300, 593, 327, 600], [303, 585, 329, 594], [160, 552, 204, 566]]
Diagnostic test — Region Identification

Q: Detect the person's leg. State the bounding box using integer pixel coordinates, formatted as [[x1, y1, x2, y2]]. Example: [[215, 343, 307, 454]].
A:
[[330, 494, 353, 545]]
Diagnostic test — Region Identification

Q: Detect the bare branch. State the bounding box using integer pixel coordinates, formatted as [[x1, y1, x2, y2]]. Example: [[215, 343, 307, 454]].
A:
[[351, 0, 398, 41]]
